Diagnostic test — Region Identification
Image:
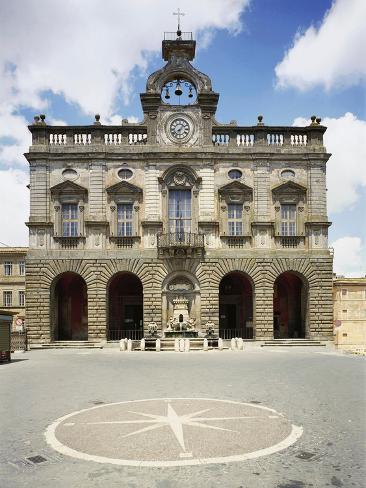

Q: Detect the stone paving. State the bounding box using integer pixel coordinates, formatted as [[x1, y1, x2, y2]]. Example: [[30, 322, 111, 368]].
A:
[[0, 348, 365, 487]]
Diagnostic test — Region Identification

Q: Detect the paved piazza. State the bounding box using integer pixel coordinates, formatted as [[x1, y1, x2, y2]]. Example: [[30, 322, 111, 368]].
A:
[[1, 348, 365, 488], [46, 398, 302, 466]]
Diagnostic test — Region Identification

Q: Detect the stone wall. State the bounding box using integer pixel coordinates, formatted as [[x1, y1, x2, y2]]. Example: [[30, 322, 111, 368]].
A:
[[26, 253, 333, 345]]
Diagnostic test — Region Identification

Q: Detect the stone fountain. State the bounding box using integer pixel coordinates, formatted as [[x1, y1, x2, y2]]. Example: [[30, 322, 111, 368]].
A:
[[164, 296, 198, 338]]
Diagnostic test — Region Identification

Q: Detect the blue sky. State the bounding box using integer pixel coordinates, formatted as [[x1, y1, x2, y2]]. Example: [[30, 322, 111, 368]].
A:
[[0, 0, 365, 275]]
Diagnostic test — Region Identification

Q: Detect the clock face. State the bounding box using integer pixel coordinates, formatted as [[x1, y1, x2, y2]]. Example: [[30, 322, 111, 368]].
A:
[[169, 118, 190, 140]]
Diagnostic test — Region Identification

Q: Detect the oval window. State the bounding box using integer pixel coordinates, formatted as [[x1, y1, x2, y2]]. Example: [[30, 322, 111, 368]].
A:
[[228, 169, 242, 180], [281, 169, 295, 180], [118, 168, 133, 180], [62, 168, 78, 181]]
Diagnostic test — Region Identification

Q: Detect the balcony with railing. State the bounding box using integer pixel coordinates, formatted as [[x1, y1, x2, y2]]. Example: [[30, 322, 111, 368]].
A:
[[157, 232, 204, 258]]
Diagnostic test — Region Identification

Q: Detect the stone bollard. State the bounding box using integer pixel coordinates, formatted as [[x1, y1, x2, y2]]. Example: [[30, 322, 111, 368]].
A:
[[237, 338, 244, 351], [184, 338, 190, 352], [127, 339, 132, 352], [119, 339, 126, 351], [156, 339, 161, 352], [231, 338, 237, 350], [179, 338, 185, 352], [174, 338, 179, 352], [140, 338, 145, 351], [203, 338, 208, 351], [218, 338, 223, 351]]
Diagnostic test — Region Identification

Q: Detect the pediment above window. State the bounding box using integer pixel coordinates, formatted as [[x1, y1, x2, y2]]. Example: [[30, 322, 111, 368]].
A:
[[272, 181, 307, 195], [219, 181, 253, 205], [219, 181, 253, 195], [106, 181, 142, 195], [50, 180, 88, 196]]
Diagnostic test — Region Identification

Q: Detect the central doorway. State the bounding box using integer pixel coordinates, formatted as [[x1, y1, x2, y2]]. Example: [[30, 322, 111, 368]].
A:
[[108, 272, 143, 341], [219, 272, 254, 339]]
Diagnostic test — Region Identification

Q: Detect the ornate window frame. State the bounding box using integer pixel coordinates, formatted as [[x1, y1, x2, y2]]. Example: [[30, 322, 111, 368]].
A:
[[272, 181, 307, 237], [218, 181, 253, 237], [106, 180, 143, 239], [50, 180, 88, 239], [158, 166, 202, 234]]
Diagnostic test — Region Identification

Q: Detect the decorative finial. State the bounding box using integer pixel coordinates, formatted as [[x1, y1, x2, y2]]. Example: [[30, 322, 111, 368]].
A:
[[310, 115, 317, 126], [173, 8, 186, 38], [257, 115, 264, 126], [33, 115, 40, 125], [316, 117, 322, 125], [94, 114, 101, 125], [40, 114, 46, 125]]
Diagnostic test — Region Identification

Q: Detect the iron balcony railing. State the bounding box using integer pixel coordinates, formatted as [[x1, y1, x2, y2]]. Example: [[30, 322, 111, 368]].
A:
[[157, 232, 204, 249]]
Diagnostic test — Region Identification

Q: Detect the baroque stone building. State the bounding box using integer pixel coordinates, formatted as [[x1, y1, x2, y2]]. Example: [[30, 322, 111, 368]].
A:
[[25, 31, 333, 346]]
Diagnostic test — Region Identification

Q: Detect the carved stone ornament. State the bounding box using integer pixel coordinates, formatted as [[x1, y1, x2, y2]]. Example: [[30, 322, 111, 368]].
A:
[[168, 278, 194, 292], [54, 205, 60, 212], [275, 206, 280, 212], [298, 206, 304, 212], [173, 171, 187, 186], [110, 205, 116, 212], [244, 205, 251, 212]]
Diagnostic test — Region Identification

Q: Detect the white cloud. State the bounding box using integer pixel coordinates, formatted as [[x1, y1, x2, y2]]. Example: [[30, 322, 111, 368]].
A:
[[332, 236, 365, 277], [0, 169, 29, 246], [0, 0, 249, 169], [0, 0, 249, 117], [293, 113, 366, 214], [275, 0, 366, 90]]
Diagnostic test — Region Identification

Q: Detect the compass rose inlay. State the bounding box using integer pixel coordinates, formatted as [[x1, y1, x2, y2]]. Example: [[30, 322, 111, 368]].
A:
[[45, 398, 303, 467]]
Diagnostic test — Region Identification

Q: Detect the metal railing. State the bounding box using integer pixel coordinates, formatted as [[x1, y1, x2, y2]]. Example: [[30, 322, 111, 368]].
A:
[[11, 331, 27, 351], [219, 328, 254, 340], [164, 32, 193, 41], [157, 232, 204, 249], [108, 329, 144, 341]]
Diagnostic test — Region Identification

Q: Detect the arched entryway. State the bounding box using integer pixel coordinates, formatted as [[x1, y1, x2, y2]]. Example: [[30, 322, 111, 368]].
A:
[[219, 272, 254, 339], [53, 272, 88, 341], [273, 272, 307, 339], [108, 272, 143, 340]]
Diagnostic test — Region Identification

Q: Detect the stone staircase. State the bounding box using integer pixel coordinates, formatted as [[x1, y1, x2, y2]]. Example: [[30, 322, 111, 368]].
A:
[[31, 341, 103, 350], [260, 339, 326, 347], [142, 338, 218, 351]]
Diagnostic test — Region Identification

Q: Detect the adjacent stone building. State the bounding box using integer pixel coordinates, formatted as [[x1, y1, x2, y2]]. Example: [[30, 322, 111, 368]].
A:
[[0, 247, 27, 331], [333, 276, 366, 352], [25, 31, 333, 346]]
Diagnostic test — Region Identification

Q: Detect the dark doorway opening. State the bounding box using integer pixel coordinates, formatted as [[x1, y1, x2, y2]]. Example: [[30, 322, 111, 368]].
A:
[[54, 272, 88, 341], [273, 272, 307, 339], [219, 272, 253, 339], [108, 272, 143, 340]]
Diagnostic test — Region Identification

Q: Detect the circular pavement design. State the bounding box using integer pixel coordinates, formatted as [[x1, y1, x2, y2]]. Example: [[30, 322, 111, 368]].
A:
[[45, 398, 303, 467]]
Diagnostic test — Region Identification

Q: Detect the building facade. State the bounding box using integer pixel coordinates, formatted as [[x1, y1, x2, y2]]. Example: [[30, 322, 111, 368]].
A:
[[333, 276, 366, 351], [0, 247, 27, 331], [25, 32, 333, 346]]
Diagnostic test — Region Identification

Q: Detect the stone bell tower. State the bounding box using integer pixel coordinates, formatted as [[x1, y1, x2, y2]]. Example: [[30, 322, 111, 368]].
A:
[[140, 30, 219, 147]]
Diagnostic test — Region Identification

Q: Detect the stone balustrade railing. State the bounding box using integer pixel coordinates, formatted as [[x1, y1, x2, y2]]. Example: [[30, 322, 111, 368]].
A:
[[212, 124, 325, 147], [29, 117, 325, 148], [30, 124, 149, 146]]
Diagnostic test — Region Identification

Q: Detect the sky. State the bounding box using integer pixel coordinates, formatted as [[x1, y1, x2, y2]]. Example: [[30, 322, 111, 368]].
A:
[[0, 0, 365, 276]]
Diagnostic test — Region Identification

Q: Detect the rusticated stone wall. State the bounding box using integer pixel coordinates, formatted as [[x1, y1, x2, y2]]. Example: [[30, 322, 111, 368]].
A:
[[26, 253, 333, 346]]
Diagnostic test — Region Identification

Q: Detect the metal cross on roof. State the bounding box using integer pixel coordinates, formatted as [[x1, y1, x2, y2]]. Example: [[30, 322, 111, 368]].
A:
[[173, 8, 185, 31]]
